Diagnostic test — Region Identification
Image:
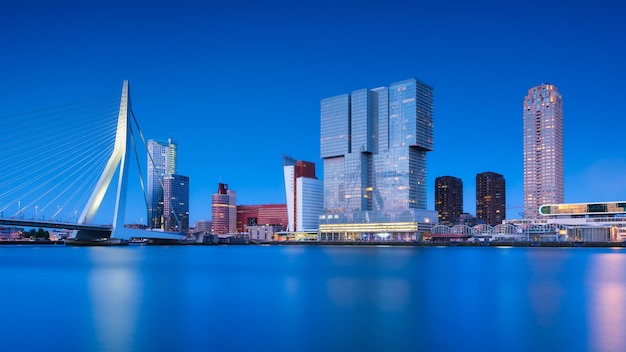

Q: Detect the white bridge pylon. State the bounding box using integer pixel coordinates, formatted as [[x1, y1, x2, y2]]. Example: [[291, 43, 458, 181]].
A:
[[72, 80, 184, 241]]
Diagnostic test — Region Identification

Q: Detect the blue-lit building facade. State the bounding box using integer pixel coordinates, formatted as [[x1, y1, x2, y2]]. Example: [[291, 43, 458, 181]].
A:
[[163, 174, 190, 233], [147, 138, 177, 229], [319, 78, 438, 241]]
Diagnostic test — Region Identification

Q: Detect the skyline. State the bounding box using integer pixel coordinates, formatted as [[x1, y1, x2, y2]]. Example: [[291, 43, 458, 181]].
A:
[[2, 1, 625, 225]]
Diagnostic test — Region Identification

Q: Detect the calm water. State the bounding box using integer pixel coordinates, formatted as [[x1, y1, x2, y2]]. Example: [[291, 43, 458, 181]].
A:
[[1, 244, 625, 352]]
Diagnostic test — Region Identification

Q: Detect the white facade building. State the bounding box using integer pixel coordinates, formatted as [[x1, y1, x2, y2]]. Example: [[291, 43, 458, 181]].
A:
[[297, 177, 323, 231], [523, 83, 563, 218], [283, 156, 323, 232]]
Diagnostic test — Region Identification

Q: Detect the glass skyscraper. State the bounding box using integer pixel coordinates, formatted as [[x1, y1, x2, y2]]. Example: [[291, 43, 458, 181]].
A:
[[523, 84, 563, 218], [163, 174, 190, 232], [319, 78, 438, 241], [147, 138, 177, 229]]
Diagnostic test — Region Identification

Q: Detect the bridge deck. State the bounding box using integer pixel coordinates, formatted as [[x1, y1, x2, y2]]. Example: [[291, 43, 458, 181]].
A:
[[0, 218, 185, 240]]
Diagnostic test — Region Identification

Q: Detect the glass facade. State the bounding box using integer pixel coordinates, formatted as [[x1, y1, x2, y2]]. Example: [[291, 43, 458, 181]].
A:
[[539, 202, 626, 216], [523, 84, 563, 218], [147, 138, 177, 229], [320, 78, 437, 239], [322, 156, 345, 213], [320, 94, 350, 158], [163, 174, 189, 232]]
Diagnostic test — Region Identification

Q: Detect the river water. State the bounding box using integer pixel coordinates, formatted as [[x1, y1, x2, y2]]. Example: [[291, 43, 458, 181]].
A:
[[0, 244, 624, 352]]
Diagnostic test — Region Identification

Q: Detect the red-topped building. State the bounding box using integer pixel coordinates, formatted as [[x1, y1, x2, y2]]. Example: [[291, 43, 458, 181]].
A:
[[282, 155, 322, 232]]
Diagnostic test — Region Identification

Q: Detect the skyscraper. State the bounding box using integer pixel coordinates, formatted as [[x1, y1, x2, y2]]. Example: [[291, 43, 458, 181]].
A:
[[318, 78, 438, 241], [523, 83, 563, 218], [476, 172, 506, 226], [147, 138, 177, 229], [211, 183, 236, 234], [434, 176, 463, 226], [283, 155, 323, 232], [163, 174, 190, 232]]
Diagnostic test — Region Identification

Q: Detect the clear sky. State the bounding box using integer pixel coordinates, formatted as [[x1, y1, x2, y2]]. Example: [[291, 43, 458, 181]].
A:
[[2, 0, 625, 225]]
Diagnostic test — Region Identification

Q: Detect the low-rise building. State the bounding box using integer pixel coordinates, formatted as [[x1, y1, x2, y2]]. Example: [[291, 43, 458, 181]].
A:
[[0, 226, 22, 240], [246, 225, 284, 241]]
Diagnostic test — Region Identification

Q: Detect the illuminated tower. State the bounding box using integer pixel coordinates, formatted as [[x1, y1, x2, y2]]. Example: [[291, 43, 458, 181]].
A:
[[211, 183, 236, 234], [147, 138, 177, 228], [476, 172, 506, 225], [319, 78, 438, 241], [523, 84, 563, 218], [434, 176, 463, 226]]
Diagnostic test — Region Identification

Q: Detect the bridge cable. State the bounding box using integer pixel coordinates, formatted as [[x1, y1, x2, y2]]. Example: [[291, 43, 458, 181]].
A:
[[0, 95, 119, 221], [130, 108, 182, 231]]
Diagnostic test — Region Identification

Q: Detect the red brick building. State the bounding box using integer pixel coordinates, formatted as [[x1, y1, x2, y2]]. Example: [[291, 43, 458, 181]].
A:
[[236, 204, 288, 233]]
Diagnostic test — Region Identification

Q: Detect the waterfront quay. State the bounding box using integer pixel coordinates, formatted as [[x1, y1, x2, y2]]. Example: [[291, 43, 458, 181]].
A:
[[245, 240, 626, 248], [2, 238, 625, 248]]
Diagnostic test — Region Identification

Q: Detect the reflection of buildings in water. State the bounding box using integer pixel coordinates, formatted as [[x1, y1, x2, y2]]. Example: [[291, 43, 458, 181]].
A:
[[87, 249, 140, 352], [326, 277, 409, 312], [526, 278, 565, 326], [587, 253, 626, 352], [525, 250, 568, 326]]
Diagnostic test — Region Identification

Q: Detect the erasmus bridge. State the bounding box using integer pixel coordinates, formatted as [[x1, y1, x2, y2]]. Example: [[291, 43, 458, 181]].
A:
[[0, 81, 185, 241]]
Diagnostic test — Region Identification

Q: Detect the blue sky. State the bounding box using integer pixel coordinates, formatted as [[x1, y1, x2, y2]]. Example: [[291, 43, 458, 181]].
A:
[[1, 0, 625, 225]]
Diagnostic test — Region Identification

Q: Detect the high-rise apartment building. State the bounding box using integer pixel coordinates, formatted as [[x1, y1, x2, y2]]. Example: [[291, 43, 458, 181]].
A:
[[211, 183, 236, 234], [147, 138, 177, 229], [523, 83, 563, 218], [163, 174, 190, 232], [434, 176, 463, 226], [283, 155, 323, 232], [476, 172, 506, 226], [318, 78, 438, 241]]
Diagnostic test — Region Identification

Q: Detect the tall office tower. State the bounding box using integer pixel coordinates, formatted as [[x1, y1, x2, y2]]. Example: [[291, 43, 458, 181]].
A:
[[319, 78, 438, 241], [476, 172, 506, 226], [283, 155, 323, 232], [211, 183, 237, 234], [434, 176, 463, 226], [147, 138, 177, 228], [523, 83, 563, 218], [163, 174, 190, 232]]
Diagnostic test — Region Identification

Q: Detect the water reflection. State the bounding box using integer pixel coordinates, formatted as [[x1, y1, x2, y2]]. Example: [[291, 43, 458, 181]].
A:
[[587, 252, 626, 352], [525, 249, 569, 327], [326, 277, 409, 312], [4, 245, 626, 352], [87, 248, 141, 352]]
